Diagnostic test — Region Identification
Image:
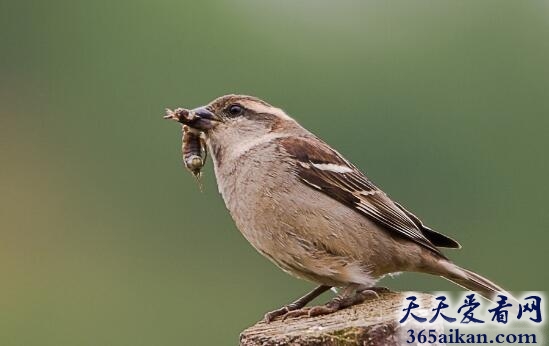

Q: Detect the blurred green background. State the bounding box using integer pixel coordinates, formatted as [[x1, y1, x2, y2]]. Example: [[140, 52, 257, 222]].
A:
[[1, 0, 548, 345]]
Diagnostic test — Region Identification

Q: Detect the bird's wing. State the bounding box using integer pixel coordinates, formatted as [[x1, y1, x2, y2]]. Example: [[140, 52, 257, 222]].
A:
[[278, 136, 459, 257]]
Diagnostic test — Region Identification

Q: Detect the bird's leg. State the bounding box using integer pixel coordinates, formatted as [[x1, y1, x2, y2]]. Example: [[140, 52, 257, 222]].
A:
[[282, 284, 384, 320], [263, 285, 331, 322]]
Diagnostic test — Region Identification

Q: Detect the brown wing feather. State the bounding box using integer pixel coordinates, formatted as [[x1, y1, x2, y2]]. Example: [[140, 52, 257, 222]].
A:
[[278, 136, 455, 258], [394, 201, 461, 249]]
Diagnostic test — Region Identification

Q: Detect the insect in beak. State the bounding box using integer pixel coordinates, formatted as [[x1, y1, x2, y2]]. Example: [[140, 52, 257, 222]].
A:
[[164, 107, 220, 131], [181, 125, 207, 190], [164, 108, 209, 190]]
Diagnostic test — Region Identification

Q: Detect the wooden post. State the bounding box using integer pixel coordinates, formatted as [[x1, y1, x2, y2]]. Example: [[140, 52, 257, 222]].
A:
[[240, 292, 443, 346]]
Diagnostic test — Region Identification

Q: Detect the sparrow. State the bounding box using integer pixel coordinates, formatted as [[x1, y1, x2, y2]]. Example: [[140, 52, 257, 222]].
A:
[[164, 95, 507, 322]]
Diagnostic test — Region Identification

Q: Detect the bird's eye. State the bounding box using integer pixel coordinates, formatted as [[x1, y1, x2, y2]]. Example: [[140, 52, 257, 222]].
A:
[[227, 104, 244, 117]]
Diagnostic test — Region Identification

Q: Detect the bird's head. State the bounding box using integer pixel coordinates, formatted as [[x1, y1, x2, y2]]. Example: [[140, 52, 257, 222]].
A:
[[164, 94, 298, 139]]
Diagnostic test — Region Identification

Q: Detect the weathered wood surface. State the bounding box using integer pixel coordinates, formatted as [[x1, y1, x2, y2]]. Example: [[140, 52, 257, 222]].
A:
[[240, 292, 442, 346]]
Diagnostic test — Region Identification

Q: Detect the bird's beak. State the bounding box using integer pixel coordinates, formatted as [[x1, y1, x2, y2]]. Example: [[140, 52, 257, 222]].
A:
[[193, 107, 220, 122], [164, 106, 221, 131]]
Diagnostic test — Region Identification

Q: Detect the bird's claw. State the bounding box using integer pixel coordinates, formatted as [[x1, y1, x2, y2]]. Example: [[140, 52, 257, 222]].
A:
[[263, 306, 290, 323], [280, 304, 341, 320], [358, 289, 380, 300], [264, 305, 316, 322], [280, 289, 384, 321], [281, 307, 312, 320]]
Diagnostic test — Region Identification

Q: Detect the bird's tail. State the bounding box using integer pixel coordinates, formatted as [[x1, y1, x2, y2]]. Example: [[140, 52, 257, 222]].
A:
[[437, 261, 511, 302]]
